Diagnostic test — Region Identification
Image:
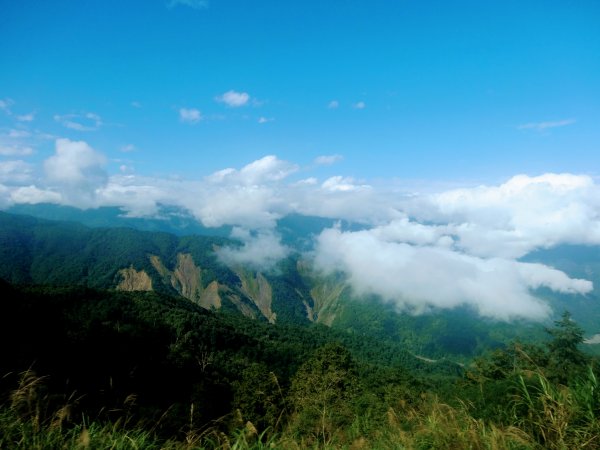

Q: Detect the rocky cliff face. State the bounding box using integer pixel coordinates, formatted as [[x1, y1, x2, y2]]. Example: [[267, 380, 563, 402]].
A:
[[116, 267, 153, 291], [149, 253, 223, 310], [118, 253, 276, 320], [233, 267, 276, 323], [308, 280, 346, 325], [297, 260, 346, 325]]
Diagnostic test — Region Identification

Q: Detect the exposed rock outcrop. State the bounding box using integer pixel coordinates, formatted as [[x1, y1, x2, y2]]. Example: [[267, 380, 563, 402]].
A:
[[148, 253, 223, 310], [116, 267, 153, 291], [234, 268, 276, 323]]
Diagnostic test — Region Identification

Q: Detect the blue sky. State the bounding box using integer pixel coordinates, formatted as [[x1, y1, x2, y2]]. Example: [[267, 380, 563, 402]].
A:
[[1, 0, 599, 183]]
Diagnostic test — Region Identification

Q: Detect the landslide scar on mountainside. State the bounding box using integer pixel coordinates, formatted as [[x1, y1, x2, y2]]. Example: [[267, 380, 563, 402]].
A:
[[149, 253, 222, 310], [116, 266, 153, 291], [117, 253, 278, 322], [233, 268, 276, 324]]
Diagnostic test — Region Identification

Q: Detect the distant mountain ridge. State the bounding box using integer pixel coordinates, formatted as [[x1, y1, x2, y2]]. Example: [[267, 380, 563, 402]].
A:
[[2, 208, 600, 359], [0, 210, 341, 326]]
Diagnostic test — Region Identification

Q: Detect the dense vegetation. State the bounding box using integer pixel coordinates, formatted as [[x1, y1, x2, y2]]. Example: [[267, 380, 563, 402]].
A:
[[1, 280, 599, 449], [1, 210, 600, 447]]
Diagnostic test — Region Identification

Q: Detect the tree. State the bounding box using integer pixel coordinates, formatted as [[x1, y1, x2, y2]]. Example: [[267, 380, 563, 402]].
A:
[[288, 342, 358, 445], [545, 311, 589, 384]]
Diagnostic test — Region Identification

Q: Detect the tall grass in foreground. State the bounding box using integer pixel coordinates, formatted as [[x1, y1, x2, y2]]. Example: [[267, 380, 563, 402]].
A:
[[1, 368, 599, 449]]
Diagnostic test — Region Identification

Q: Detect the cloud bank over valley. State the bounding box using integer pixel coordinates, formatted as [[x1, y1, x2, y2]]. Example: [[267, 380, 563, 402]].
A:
[[0, 138, 597, 321]]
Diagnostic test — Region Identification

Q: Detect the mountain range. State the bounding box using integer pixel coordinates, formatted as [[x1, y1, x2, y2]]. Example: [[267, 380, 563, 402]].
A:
[[2, 204, 600, 359]]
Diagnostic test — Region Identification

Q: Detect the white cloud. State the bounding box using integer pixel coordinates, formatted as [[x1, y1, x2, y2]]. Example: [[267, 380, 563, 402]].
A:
[[314, 154, 343, 166], [120, 144, 136, 153], [2, 141, 598, 321], [16, 112, 35, 122], [216, 90, 250, 108], [43, 138, 108, 206], [97, 174, 168, 217], [167, 0, 209, 9], [54, 112, 103, 131], [258, 117, 274, 124], [0, 160, 34, 184], [420, 173, 600, 258], [295, 177, 318, 186], [353, 101, 366, 110], [518, 118, 576, 131], [328, 100, 339, 109], [321, 176, 370, 192], [189, 156, 298, 228], [208, 155, 298, 186], [10, 185, 62, 204], [0, 98, 14, 114], [179, 108, 202, 123], [314, 226, 592, 321], [0, 145, 34, 156], [216, 228, 290, 269], [7, 129, 31, 138]]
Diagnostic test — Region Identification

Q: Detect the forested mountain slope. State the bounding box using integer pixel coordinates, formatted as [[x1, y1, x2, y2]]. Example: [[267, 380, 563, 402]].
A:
[[2, 210, 600, 360]]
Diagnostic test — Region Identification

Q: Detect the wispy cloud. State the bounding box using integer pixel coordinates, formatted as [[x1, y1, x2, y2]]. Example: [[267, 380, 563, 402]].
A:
[[120, 144, 136, 153], [131, 101, 142, 108], [179, 108, 202, 123], [16, 112, 35, 122], [258, 117, 274, 124], [167, 0, 209, 9], [353, 101, 366, 110], [7, 129, 31, 139], [517, 118, 576, 131], [314, 154, 343, 166], [0, 160, 34, 184], [216, 90, 250, 108], [0, 145, 34, 156], [54, 112, 103, 131], [328, 100, 339, 109], [0, 98, 14, 115]]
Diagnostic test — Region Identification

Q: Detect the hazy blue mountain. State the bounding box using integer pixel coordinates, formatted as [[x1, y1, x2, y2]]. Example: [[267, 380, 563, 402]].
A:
[[7, 203, 233, 237], [521, 245, 600, 334]]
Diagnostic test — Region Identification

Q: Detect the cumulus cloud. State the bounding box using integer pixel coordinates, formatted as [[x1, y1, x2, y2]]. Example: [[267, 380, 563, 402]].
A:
[[518, 118, 576, 131], [314, 154, 343, 166], [207, 155, 298, 186], [43, 138, 108, 206], [418, 173, 600, 258], [179, 108, 202, 123], [321, 176, 370, 192], [314, 226, 592, 321], [188, 156, 298, 228], [216, 90, 250, 107], [2, 140, 598, 321], [216, 227, 290, 269], [54, 113, 103, 131]]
